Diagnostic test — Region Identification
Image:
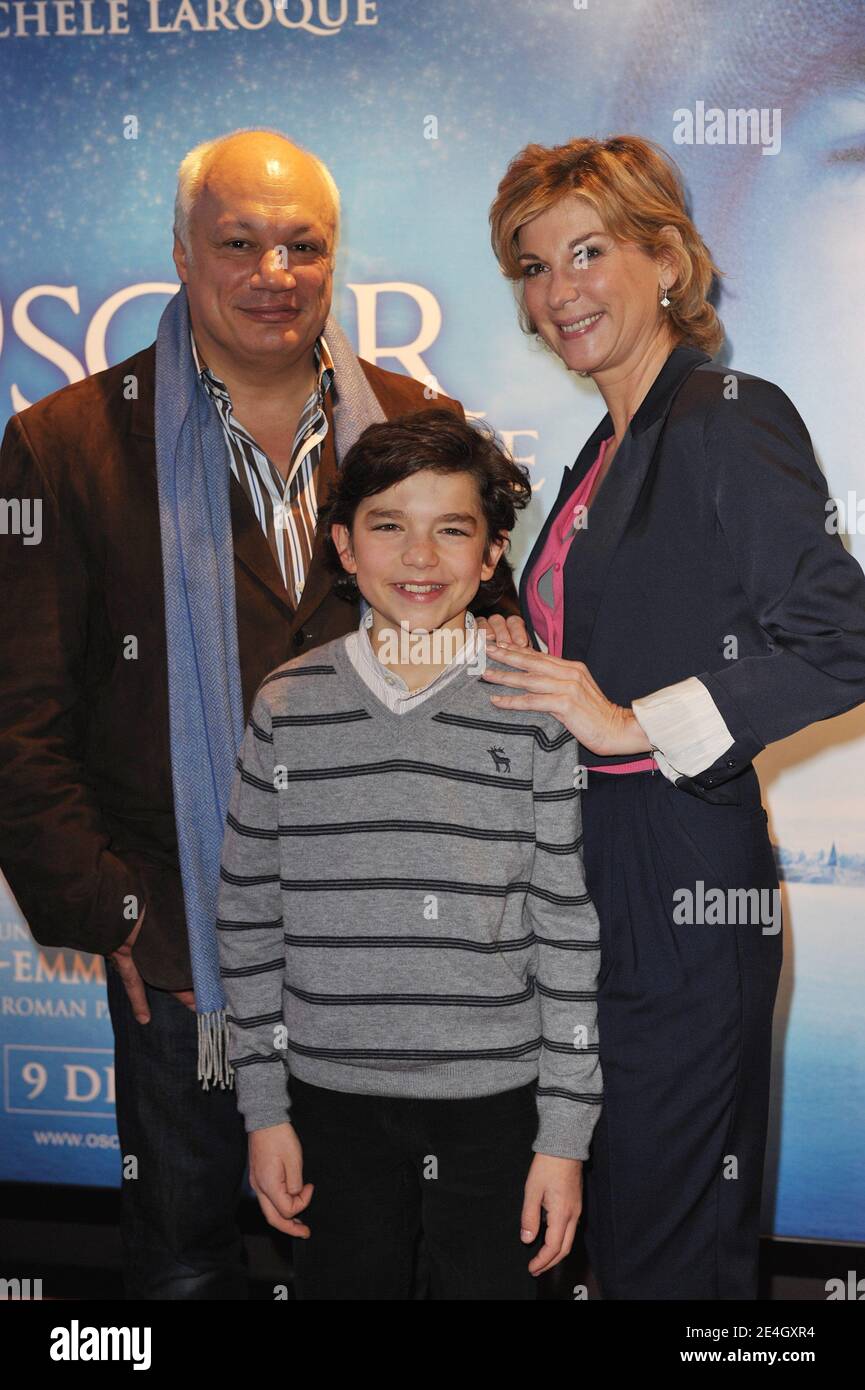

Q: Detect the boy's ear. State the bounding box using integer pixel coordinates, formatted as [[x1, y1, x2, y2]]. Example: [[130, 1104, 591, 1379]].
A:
[[331, 522, 357, 575], [480, 532, 509, 581]]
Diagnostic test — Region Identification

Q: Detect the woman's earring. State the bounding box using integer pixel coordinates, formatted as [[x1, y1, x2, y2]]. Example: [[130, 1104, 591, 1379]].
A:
[[660, 283, 671, 308]]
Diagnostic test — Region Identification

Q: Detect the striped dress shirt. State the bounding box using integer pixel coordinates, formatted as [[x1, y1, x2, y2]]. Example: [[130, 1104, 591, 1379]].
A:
[[189, 328, 335, 607]]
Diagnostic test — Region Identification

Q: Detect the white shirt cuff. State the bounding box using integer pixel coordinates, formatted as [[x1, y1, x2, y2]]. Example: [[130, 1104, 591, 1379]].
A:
[[631, 677, 735, 782]]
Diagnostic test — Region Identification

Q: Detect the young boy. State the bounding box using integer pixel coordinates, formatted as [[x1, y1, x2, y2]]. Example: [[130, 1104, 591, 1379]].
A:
[[216, 408, 603, 1300]]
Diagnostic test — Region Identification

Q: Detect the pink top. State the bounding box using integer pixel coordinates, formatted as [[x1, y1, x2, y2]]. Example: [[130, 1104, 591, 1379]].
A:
[[526, 436, 657, 775]]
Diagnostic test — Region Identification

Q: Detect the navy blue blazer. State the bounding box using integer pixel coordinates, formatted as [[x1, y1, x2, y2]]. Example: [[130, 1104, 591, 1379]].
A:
[[518, 344, 865, 802]]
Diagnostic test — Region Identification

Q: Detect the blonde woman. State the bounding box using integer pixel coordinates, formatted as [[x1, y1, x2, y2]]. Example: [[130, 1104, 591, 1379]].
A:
[[477, 135, 865, 1299]]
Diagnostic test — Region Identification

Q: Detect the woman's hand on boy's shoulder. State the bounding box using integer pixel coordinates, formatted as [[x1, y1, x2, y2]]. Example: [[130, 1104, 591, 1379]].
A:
[[521, 1152, 584, 1276], [475, 612, 530, 647], [248, 1122, 314, 1238]]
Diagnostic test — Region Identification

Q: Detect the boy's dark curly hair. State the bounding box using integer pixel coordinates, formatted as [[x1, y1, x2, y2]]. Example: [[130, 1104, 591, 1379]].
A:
[[318, 407, 533, 608]]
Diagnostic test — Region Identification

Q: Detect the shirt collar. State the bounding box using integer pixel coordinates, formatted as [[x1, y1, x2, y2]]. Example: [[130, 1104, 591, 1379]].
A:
[[358, 608, 480, 699], [189, 326, 334, 404]]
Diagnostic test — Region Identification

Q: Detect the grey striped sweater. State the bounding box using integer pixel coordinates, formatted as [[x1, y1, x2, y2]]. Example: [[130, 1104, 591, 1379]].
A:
[[216, 636, 603, 1160]]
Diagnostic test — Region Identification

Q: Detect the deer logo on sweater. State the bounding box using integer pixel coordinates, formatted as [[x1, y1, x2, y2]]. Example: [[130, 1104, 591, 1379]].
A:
[[487, 746, 511, 773]]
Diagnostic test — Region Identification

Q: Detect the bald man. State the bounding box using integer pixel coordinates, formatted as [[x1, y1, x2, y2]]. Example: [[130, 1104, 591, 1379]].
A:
[[0, 129, 522, 1300]]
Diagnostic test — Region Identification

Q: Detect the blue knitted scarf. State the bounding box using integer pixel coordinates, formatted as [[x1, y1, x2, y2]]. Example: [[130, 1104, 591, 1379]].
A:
[[154, 286, 384, 1086]]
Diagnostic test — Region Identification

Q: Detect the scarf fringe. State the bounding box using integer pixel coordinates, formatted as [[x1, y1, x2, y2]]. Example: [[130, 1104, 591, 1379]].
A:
[[197, 1009, 235, 1090]]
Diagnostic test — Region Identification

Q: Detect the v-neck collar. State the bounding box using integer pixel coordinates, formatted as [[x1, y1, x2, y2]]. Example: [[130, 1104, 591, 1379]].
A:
[[328, 634, 480, 723], [518, 343, 712, 656]]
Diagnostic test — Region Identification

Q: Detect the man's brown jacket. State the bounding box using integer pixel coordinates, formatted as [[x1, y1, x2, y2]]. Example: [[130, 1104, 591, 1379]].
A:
[[0, 343, 520, 989]]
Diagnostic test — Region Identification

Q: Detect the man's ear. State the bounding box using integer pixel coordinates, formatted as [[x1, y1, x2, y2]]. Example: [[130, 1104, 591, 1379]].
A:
[[173, 234, 189, 284]]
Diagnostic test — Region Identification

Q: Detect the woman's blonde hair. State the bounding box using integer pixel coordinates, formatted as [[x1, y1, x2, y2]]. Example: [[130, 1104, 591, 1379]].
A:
[[489, 134, 724, 356]]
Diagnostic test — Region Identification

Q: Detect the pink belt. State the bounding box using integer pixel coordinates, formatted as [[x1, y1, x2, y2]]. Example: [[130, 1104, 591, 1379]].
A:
[[591, 757, 657, 775]]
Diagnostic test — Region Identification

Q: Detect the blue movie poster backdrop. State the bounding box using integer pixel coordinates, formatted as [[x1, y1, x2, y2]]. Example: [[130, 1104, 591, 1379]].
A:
[[1, 0, 863, 1239]]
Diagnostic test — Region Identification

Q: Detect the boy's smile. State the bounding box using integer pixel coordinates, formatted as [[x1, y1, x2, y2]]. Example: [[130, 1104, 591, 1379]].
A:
[[390, 580, 448, 604]]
